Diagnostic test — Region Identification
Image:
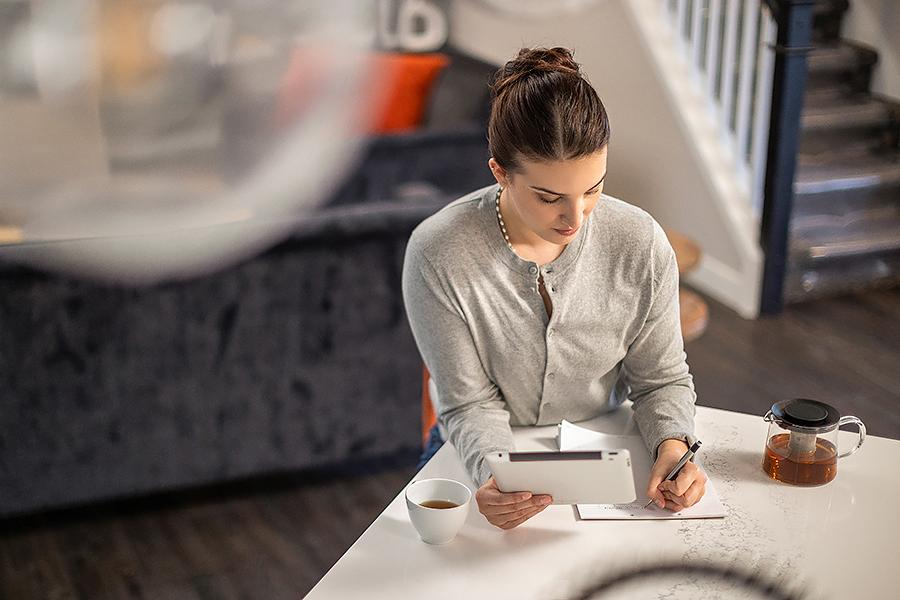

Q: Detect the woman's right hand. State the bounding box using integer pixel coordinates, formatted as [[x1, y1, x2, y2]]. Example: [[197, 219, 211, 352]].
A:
[[475, 476, 552, 530]]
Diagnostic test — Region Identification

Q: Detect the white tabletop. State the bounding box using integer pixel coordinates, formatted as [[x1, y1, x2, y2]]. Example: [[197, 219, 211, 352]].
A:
[[306, 405, 898, 599]]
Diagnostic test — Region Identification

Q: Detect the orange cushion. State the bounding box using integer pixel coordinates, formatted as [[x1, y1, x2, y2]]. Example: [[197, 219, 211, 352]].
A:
[[276, 49, 450, 134], [422, 365, 438, 446], [367, 52, 450, 133]]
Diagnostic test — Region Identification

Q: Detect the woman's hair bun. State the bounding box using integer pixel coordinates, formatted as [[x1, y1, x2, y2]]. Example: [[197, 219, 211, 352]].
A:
[[487, 45, 609, 169], [513, 46, 581, 75], [489, 46, 582, 98]]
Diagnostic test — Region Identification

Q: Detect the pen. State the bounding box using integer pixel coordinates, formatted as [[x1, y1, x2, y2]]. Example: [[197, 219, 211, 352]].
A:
[[642, 440, 702, 509]]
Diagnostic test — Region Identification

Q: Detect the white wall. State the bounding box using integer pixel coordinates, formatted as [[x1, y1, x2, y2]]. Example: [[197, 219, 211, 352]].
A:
[[448, 0, 762, 317], [842, 0, 900, 100]]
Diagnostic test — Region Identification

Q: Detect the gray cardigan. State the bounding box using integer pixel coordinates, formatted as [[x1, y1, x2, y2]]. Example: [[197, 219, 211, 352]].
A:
[[402, 182, 697, 486]]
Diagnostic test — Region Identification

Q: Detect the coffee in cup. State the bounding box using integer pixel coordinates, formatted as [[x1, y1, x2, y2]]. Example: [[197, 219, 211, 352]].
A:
[[418, 500, 459, 509]]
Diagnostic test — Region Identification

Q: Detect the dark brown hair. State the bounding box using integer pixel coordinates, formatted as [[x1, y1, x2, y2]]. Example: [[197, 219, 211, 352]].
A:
[[487, 46, 610, 176]]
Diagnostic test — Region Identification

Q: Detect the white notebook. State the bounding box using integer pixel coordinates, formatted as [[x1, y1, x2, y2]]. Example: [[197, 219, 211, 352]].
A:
[[559, 420, 727, 520]]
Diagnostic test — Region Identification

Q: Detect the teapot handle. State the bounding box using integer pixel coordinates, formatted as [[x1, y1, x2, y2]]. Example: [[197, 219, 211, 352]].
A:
[[837, 416, 866, 459]]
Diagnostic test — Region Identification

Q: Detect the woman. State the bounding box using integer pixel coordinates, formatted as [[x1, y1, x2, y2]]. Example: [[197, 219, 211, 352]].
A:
[[401, 46, 707, 530]]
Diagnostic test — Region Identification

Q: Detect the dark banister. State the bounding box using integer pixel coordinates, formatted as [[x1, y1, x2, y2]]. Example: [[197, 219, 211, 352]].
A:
[[759, 0, 816, 315]]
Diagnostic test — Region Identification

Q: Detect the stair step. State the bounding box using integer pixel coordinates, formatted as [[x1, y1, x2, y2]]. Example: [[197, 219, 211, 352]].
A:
[[799, 136, 884, 162], [784, 250, 900, 303], [801, 90, 900, 155], [793, 152, 900, 217], [791, 206, 900, 261], [807, 42, 879, 75], [786, 204, 900, 303], [812, 0, 850, 42], [804, 85, 853, 105], [795, 154, 900, 196], [802, 97, 892, 132], [806, 42, 879, 93], [800, 87, 889, 155], [813, 0, 849, 19]]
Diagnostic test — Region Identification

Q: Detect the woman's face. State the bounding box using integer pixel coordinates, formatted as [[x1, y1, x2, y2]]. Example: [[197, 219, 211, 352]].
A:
[[489, 148, 608, 246]]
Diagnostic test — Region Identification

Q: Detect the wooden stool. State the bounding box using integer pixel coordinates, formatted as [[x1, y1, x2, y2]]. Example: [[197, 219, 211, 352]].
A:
[[664, 229, 709, 343], [679, 288, 709, 342]]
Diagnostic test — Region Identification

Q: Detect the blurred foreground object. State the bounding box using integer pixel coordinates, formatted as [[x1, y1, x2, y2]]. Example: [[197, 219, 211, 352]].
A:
[[474, 0, 605, 18], [0, 0, 383, 284], [570, 561, 805, 600]]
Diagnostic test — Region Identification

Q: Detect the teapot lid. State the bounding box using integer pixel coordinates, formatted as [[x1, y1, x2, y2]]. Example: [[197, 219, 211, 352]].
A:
[[770, 398, 841, 429]]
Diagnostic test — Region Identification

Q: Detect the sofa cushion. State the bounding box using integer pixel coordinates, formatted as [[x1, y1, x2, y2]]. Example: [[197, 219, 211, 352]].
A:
[[367, 52, 451, 133]]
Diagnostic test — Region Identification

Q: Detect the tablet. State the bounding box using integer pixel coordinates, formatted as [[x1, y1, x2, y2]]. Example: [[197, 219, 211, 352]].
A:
[[485, 450, 636, 505]]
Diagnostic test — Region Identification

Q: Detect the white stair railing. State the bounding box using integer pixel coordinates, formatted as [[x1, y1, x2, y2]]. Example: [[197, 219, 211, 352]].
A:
[[661, 0, 777, 219]]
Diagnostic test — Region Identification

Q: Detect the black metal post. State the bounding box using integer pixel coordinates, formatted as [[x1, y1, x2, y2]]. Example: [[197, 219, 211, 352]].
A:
[[759, 0, 816, 315]]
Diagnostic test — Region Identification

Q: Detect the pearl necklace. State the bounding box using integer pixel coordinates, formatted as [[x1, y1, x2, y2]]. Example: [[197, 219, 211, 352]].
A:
[[497, 186, 552, 298], [494, 186, 516, 254]]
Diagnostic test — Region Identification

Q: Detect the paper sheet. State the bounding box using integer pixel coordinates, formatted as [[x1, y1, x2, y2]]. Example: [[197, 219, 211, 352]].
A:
[[559, 420, 727, 520]]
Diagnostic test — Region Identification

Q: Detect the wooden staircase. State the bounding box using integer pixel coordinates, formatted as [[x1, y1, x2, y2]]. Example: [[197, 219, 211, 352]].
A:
[[785, 0, 900, 302]]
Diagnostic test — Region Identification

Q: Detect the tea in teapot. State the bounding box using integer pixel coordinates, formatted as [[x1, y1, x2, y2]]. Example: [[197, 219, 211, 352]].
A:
[[762, 398, 865, 486]]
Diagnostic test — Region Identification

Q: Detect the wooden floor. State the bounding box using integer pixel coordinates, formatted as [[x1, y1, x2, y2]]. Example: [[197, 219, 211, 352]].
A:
[[686, 288, 900, 439], [0, 470, 416, 600], [2, 289, 898, 599]]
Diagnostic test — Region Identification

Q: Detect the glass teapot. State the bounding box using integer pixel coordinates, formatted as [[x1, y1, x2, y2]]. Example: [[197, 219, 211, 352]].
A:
[[762, 398, 866, 486]]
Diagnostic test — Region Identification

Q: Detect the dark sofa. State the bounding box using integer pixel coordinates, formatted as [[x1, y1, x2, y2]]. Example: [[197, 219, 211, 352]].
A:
[[0, 47, 499, 517]]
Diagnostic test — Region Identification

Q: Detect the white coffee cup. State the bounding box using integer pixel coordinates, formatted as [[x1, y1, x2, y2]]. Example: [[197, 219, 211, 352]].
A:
[[405, 478, 471, 544]]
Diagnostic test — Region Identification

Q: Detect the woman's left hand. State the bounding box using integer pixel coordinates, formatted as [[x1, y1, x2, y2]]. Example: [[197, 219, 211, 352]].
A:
[[645, 438, 708, 511]]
